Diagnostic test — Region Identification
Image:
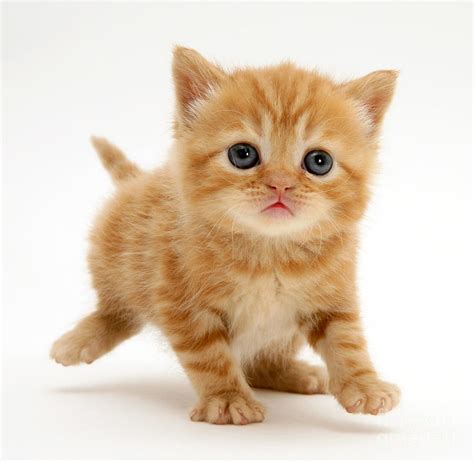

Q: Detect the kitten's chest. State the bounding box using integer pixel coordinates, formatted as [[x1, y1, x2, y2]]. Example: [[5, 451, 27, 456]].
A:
[[224, 273, 300, 363]]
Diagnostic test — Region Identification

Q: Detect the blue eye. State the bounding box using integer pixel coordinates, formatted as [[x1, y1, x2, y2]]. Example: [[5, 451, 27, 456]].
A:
[[303, 150, 333, 175], [228, 143, 260, 169]]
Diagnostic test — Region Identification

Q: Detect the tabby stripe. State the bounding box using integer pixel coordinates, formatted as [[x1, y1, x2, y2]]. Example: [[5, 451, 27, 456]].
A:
[[161, 307, 192, 330], [173, 328, 228, 353], [186, 359, 232, 377], [250, 76, 279, 123], [309, 310, 359, 343], [203, 306, 225, 320], [351, 368, 375, 379], [345, 358, 359, 368], [337, 341, 364, 350]]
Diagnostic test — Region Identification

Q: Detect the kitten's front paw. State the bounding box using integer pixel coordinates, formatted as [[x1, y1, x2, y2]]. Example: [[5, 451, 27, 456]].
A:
[[334, 378, 400, 415], [190, 393, 265, 425], [50, 331, 102, 366]]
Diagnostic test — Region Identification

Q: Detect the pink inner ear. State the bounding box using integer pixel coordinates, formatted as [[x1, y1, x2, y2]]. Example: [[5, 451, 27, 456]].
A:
[[177, 74, 201, 112], [190, 80, 204, 101], [342, 70, 397, 134], [173, 49, 226, 123], [366, 93, 387, 126]]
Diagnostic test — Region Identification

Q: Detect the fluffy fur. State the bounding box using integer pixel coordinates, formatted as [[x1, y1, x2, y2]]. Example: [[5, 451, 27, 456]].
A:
[[51, 47, 400, 425]]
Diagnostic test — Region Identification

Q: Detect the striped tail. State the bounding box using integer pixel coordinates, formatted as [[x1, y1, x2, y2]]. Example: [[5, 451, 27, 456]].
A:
[[90, 136, 142, 186]]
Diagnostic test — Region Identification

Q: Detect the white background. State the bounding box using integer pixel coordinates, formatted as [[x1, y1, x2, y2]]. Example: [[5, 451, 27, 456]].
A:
[[2, 1, 472, 459]]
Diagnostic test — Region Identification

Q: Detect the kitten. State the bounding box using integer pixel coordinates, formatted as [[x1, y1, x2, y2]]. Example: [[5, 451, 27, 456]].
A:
[[51, 47, 400, 425]]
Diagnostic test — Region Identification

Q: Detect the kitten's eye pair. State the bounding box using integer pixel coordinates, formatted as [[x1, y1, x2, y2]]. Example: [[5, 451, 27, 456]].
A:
[[227, 143, 333, 176]]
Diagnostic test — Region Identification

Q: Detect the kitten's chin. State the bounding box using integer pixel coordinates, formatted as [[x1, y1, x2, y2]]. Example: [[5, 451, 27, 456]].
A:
[[233, 211, 314, 238]]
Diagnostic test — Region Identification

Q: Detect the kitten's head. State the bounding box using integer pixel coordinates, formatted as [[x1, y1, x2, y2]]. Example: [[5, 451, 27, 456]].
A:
[[171, 47, 397, 240]]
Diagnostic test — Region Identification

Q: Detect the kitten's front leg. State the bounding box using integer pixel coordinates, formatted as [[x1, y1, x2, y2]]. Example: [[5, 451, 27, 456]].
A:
[[159, 305, 264, 425], [308, 309, 400, 415]]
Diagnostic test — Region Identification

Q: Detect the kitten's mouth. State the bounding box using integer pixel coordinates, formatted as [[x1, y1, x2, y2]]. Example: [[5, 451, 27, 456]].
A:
[[262, 201, 294, 217]]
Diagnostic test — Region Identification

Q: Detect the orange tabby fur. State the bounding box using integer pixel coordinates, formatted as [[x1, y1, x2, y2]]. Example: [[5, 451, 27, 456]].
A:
[[51, 47, 400, 424]]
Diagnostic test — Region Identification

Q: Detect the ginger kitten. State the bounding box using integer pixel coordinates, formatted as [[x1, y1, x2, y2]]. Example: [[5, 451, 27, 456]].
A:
[[51, 47, 400, 425]]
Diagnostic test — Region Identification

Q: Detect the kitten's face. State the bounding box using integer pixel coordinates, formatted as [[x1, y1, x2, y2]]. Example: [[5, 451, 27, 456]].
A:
[[173, 48, 396, 239]]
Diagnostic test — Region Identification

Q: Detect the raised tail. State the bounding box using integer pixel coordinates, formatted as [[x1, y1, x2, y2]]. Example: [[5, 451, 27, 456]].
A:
[[90, 136, 142, 186]]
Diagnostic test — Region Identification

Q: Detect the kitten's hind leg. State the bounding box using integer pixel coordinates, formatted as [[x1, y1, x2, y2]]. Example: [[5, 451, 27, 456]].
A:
[[50, 300, 142, 366], [246, 354, 329, 395]]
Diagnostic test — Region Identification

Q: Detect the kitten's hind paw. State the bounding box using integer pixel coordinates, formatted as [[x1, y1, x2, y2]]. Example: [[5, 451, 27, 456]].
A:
[[247, 360, 329, 395], [190, 393, 265, 425]]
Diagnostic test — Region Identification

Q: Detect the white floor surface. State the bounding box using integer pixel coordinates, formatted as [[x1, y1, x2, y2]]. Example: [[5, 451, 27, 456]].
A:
[[3, 346, 471, 460]]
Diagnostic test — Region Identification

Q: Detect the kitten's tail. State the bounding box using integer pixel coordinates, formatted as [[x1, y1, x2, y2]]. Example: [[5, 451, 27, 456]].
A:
[[91, 136, 142, 186]]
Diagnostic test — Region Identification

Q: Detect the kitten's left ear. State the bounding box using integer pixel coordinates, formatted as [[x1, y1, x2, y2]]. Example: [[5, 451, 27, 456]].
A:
[[172, 46, 227, 125], [340, 70, 398, 135]]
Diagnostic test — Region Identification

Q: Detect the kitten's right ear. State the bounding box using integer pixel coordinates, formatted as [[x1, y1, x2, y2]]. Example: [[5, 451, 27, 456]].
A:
[[172, 46, 226, 124]]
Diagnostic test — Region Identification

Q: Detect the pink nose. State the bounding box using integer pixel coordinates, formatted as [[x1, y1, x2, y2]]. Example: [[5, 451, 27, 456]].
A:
[[266, 177, 295, 193]]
